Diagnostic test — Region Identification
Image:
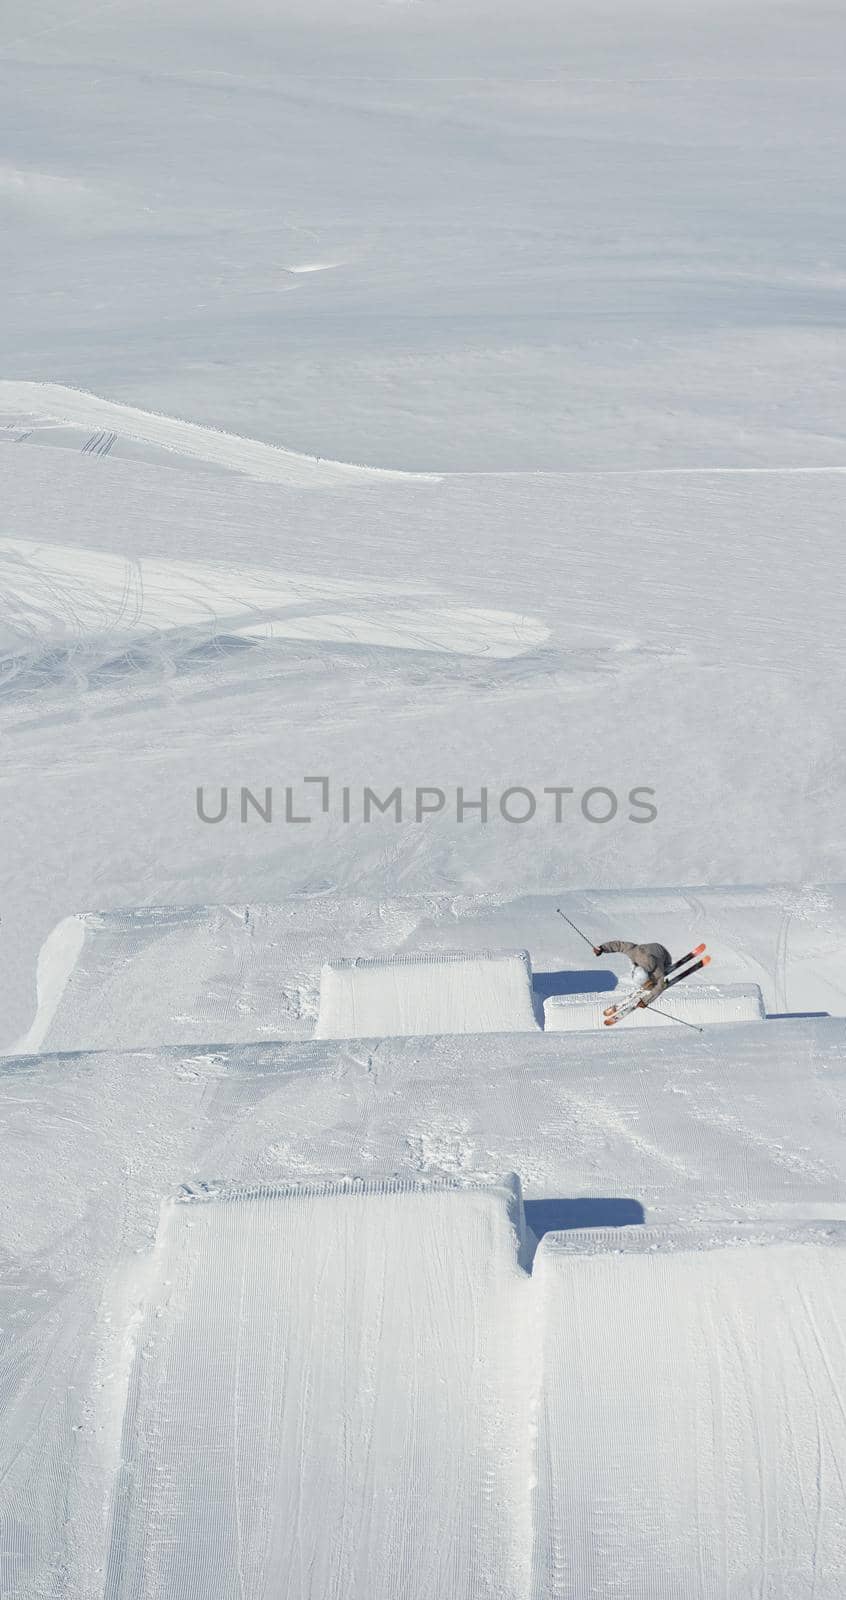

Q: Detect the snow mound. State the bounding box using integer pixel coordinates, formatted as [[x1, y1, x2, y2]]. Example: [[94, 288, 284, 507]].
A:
[[543, 982, 765, 1031], [4, 1020, 846, 1593], [0, 538, 546, 723], [9, 886, 844, 1058], [314, 948, 541, 1038], [0, 381, 441, 485], [235, 604, 548, 657], [8, 912, 88, 1053], [105, 1175, 532, 1600], [533, 1222, 846, 1598]]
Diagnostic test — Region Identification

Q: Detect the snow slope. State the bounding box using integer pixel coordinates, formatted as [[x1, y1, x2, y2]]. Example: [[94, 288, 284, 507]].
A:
[[1, 0, 846, 1043], [2, 0, 846, 475], [9, 885, 844, 1055], [1, 433, 843, 1047], [105, 1178, 533, 1600], [3, 1019, 846, 1597], [0, 532, 545, 668], [0, 381, 440, 485], [1, 0, 845, 1592], [533, 1224, 846, 1599]]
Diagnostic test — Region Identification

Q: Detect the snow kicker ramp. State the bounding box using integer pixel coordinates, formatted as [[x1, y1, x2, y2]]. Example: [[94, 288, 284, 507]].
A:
[[105, 1177, 533, 1600], [315, 948, 540, 1038], [533, 1223, 846, 1600], [543, 981, 765, 1031]]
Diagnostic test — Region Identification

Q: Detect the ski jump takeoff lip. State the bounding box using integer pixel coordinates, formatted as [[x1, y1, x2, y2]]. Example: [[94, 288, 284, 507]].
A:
[[195, 780, 658, 826]]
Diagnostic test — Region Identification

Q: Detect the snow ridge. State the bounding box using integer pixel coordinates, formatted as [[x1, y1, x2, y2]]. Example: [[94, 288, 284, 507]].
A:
[[0, 381, 442, 486]]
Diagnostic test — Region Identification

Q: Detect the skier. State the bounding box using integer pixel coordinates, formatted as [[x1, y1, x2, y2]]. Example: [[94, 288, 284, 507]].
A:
[[593, 938, 673, 1000]]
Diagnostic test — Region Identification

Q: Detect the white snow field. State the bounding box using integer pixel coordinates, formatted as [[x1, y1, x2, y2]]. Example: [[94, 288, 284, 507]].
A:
[[0, 381, 442, 486], [8, 885, 843, 1056], [1, 0, 846, 1048], [3, 1019, 846, 1598], [104, 1177, 534, 1600], [2, 0, 846, 1594], [533, 1224, 846, 1599], [315, 948, 541, 1037]]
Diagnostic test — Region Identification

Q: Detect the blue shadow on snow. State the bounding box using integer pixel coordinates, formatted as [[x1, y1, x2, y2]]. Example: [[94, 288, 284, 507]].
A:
[[533, 967, 618, 1000], [524, 1197, 646, 1241], [766, 1011, 830, 1020]]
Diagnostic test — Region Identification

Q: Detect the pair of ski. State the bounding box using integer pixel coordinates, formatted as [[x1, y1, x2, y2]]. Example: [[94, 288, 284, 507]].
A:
[[602, 944, 710, 1025]]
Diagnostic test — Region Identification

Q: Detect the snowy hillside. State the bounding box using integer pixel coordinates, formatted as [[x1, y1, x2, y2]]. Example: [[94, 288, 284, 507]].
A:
[[4, 995, 846, 1596], [1, 0, 845, 1594], [2, 0, 846, 1042]]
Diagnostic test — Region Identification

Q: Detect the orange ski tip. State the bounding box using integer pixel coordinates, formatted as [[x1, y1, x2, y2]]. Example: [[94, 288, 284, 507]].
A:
[[693, 942, 706, 954], [702, 955, 711, 966]]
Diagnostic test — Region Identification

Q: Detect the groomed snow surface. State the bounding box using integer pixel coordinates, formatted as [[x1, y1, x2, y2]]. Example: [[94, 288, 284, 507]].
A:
[[105, 1178, 534, 1600], [3, 891, 846, 1598], [3, 0, 846, 1592], [533, 1225, 846, 1598], [9, 885, 842, 1056], [315, 948, 542, 1037], [543, 982, 765, 1031], [105, 1191, 846, 1600]]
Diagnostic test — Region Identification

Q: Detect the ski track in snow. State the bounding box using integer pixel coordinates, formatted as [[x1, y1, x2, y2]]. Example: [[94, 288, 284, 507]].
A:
[[0, 536, 552, 728]]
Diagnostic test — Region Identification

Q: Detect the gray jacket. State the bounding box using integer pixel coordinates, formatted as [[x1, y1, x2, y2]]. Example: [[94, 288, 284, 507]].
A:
[[596, 940, 672, 991]]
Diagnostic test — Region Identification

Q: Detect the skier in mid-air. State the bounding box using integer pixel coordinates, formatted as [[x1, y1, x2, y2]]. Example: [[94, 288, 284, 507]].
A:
[[554, 909, 708, 1024], [593, 938, 673, 1000]]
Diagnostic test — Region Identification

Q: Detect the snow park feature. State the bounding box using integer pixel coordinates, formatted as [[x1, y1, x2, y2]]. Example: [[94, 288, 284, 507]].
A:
[[532, 1224, 846, 1599], [314, 948, 541, 1038], [544, 981, 766, 1032], [2, 0, 846, 1593], [105, 1177, 534, 1600], [6, 887, 843, 1058], [4, 1014, 846, 1599]]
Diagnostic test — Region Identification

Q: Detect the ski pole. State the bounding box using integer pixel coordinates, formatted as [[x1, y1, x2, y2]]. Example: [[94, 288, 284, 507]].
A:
[[648, 1004, 704, 1034], [555, 908, 597, 950]]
